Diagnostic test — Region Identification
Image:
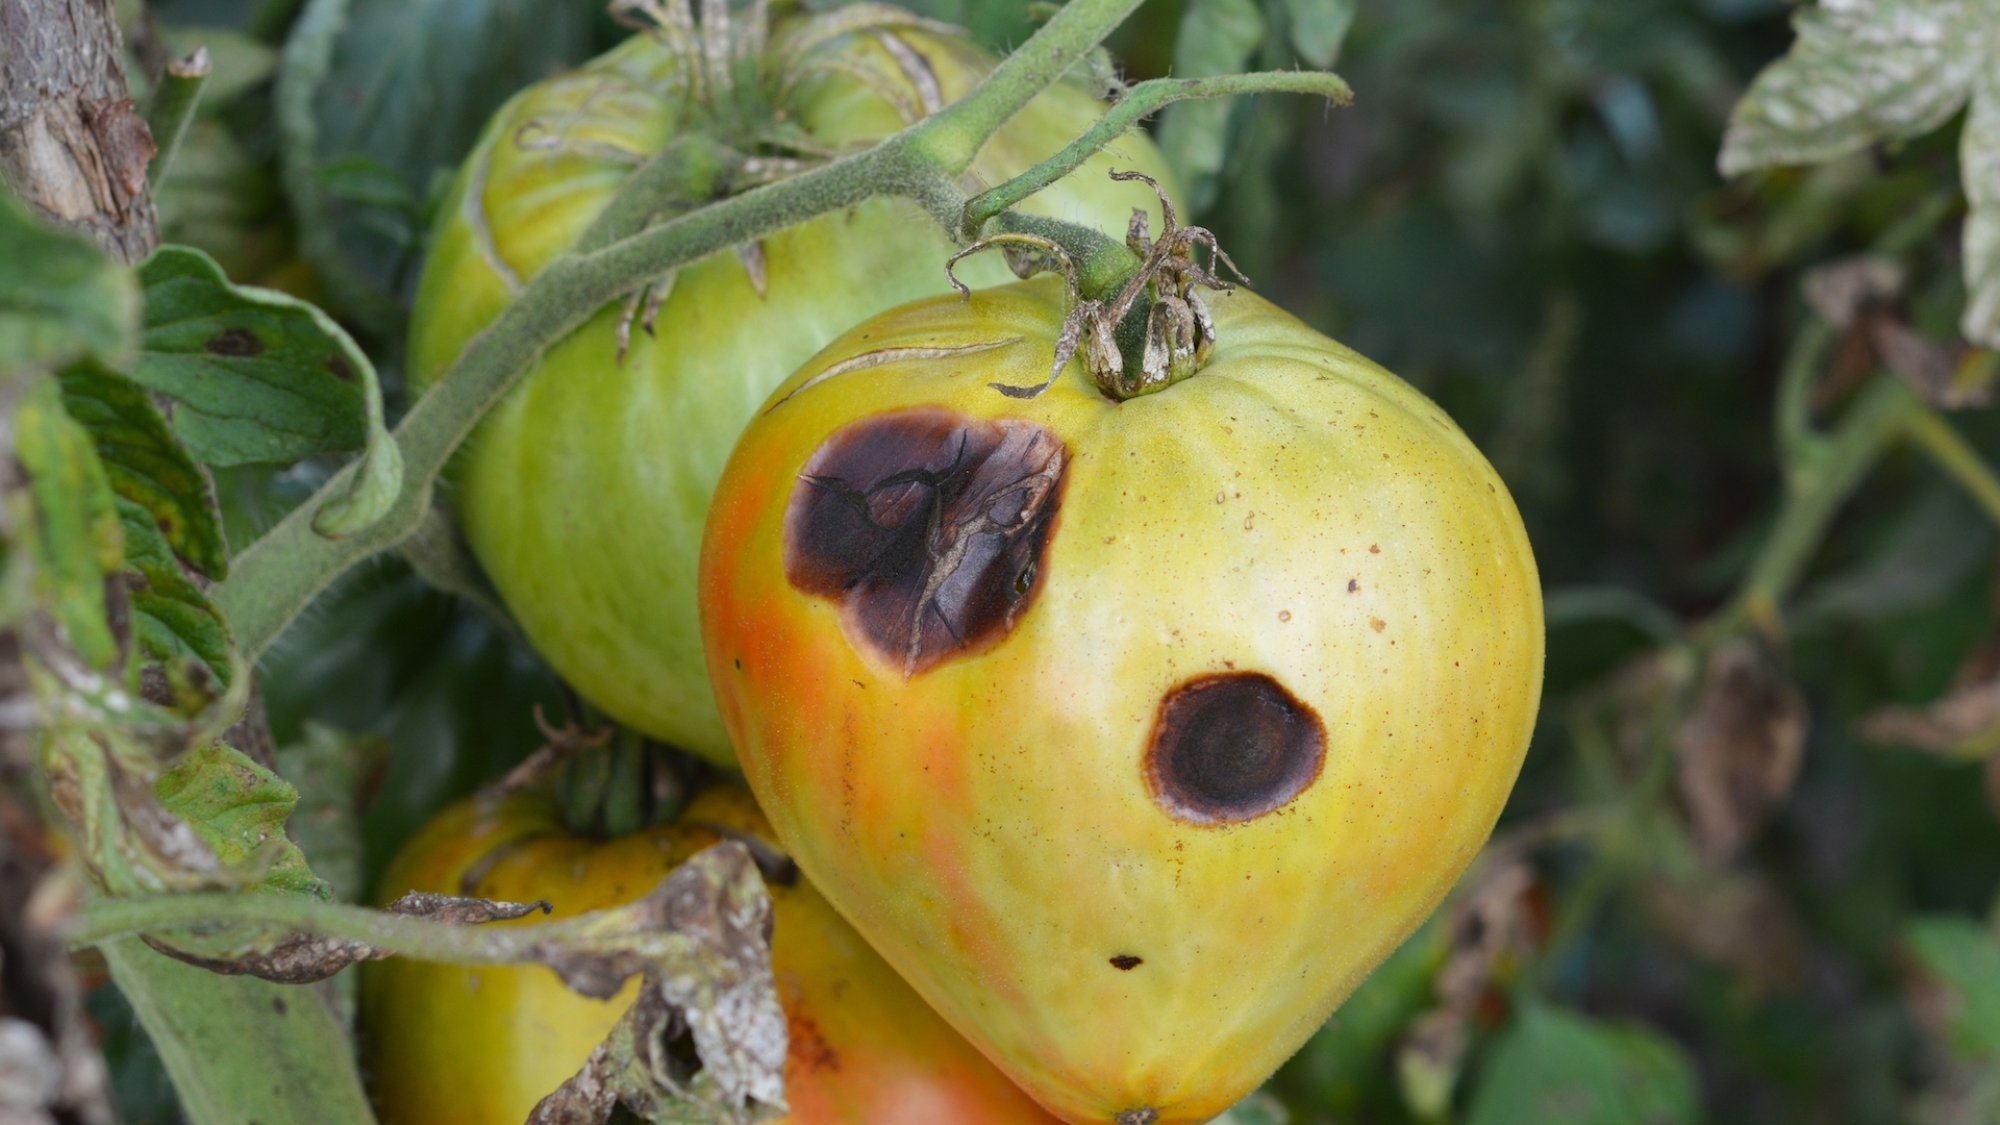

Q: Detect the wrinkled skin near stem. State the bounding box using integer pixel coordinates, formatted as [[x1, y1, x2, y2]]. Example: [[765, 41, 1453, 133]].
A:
[[213, 0, 1163, 659]]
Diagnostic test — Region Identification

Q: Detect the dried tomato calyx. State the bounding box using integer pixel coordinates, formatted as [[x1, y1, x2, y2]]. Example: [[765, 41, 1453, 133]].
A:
[[945, 169, 1246, 402]]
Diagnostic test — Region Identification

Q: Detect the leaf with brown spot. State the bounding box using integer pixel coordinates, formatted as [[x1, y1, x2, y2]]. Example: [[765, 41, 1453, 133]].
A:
[[1673, 639, 1808, 866]]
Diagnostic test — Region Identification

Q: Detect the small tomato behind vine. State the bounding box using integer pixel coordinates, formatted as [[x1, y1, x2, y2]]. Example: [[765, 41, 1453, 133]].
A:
[[359, 783, 1062, 1125]]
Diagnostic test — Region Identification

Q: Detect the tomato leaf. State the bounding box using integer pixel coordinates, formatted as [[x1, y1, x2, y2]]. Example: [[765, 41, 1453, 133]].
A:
[[1158, 0, 1268, 212], [1907, 917, 2000, 1060], [100, 938, 377, 1125], [57, 358, 229, 580], [116, 497, 234, 689], [1718, 0, 2000, 346], [1465, 1004, 1700, 1125], [1282, 0, 1355, 69], [153, 741, 331, 901], [16, 377, 125, 669], [0, 193, 140, 376], [274, 722, 388, 904], [274, 0, 596, 331], [1964, 63, 2000, 347], [134, 244, 404, 537]]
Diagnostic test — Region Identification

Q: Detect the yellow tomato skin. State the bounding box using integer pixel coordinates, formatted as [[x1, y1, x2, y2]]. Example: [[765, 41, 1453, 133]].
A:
[[407, 20, 1179, 766], [359, 787, 1062, 1125], [699, 280, 1545, 1124]]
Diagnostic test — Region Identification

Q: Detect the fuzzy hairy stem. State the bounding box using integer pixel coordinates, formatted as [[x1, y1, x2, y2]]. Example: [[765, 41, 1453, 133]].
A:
[[1726, 374, 1915, 632], [1903, 404, 2000, 528], [961, 71, 1353, 239], [76, 892, 615, 964], [214, 0, 1153, 658]]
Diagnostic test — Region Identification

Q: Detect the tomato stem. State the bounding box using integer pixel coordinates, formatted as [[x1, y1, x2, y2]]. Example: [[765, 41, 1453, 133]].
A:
[[959, 71, 1353, 241]]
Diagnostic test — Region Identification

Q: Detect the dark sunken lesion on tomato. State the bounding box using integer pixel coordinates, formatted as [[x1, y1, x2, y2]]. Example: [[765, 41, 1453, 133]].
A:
[[783, 406, 1068, 677], [1146, 673, 1326, 825], [1109, 954, 1143, 970]]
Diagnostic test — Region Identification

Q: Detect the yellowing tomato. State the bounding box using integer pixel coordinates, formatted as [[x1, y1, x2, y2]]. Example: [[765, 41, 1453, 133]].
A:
[[408, 11, 1179, 765], [359, 785, 1062, 1125], [700, 278, 1544, 1123]]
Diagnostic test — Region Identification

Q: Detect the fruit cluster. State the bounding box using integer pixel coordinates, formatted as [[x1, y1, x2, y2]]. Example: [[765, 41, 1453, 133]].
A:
[[367, 6, 1543, 1124]]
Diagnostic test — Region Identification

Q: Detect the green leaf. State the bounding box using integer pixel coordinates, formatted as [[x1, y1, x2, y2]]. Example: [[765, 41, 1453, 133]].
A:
[[58, 359, 230, 580], [1963, 65, 2000, 347], [134, 245, 403, 537], [1907, 917, 2000, 1059], [1158, 0, 1268, 211], [118, 497, 234, 689], [1466, 1004, 1700, 1125], [153, 741, 330, 900], [0, 192, 140, 375], [273, 722, 387, 904], [101, 938, 377, 1125], [1716, 0, 1986, 176], [1282, 0, 1355, 69], [275, 0, 596, 331], [16, 377, 126, 668]]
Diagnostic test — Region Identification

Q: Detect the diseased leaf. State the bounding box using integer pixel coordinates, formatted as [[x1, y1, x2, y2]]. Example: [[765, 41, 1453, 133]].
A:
[[1962, 63, 2000, 346], [1158, 0, 1268, 211], [152, 741, 329, 902], [16, 377, 125, 668], [275, 0, 596, 330], [133, 245, 366, 465], [0, 192, 140, 375], [57, 358, 229, 580], [134, 244, 403, 536], [1283, 0, 1355, 69], [1466, 1004, 1700, 1125], [117, 497, 234, 688], [1716, 0, 1984, 177], [1673, 639, 1808, 866]]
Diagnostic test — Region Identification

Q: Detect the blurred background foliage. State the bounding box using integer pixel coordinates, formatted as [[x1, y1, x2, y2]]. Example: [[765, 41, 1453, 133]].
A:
[[93, 0, 2000, 1121]]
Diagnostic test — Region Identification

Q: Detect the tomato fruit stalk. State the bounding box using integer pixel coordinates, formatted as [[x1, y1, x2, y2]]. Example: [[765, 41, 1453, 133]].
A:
[[359, 782, 1063, 1125], [407, 2, 1178, 765], [699, 256, 1544, 1123]]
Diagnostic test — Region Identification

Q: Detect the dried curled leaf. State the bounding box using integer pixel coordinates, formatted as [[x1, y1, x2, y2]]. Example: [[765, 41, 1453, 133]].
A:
[[1673, 639, 1809, 866], [531, 841, 787, 1125], [1863, 647, 2000, 757]]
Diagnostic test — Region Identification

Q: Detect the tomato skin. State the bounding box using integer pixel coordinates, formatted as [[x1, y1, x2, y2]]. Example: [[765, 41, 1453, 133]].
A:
[[699, 280, 1545, 1124], [407, 20, 1180, 766], [358, 786, 1062, 1125]]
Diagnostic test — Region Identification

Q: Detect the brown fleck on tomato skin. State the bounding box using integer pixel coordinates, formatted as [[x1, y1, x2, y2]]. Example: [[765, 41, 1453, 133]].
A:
[[359, 786, 1063, 1125], [699, 279, 1544, 1124]]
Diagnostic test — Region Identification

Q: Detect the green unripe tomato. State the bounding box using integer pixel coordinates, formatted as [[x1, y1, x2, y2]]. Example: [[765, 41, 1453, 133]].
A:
[[409, 9, 1180, 764]]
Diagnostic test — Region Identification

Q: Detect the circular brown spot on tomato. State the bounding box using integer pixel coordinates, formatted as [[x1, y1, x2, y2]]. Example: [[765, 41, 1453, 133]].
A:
[[1145, 673, 1325, 825], [783, 406, 1067, 677], [1109, 954, 1143, 970]]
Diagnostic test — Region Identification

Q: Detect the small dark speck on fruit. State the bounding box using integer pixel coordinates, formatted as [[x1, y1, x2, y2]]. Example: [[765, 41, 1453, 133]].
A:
[[734, 657, 743, 671], [1110, 955, 1143, 970], [1369, 544, 1380, 553], [271, 998, 287, 1016], [852, 679, 865, 689], [1348, 579, 1359, 593], [1278, 610, 1291, 622]]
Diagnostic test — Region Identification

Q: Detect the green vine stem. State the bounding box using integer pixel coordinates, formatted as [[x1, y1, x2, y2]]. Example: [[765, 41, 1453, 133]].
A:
[[213, 0, 1152, 659], [1716, 318, 2000, 635], [958, 71, 1353, 239], [82, 890, 649, 965]]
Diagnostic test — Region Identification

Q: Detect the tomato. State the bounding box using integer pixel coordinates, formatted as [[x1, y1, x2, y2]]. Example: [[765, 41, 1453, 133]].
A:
[[699, 276, 1545, 1124], [359, 783, 1062, 1125], [407, 8, 1180, 765]]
